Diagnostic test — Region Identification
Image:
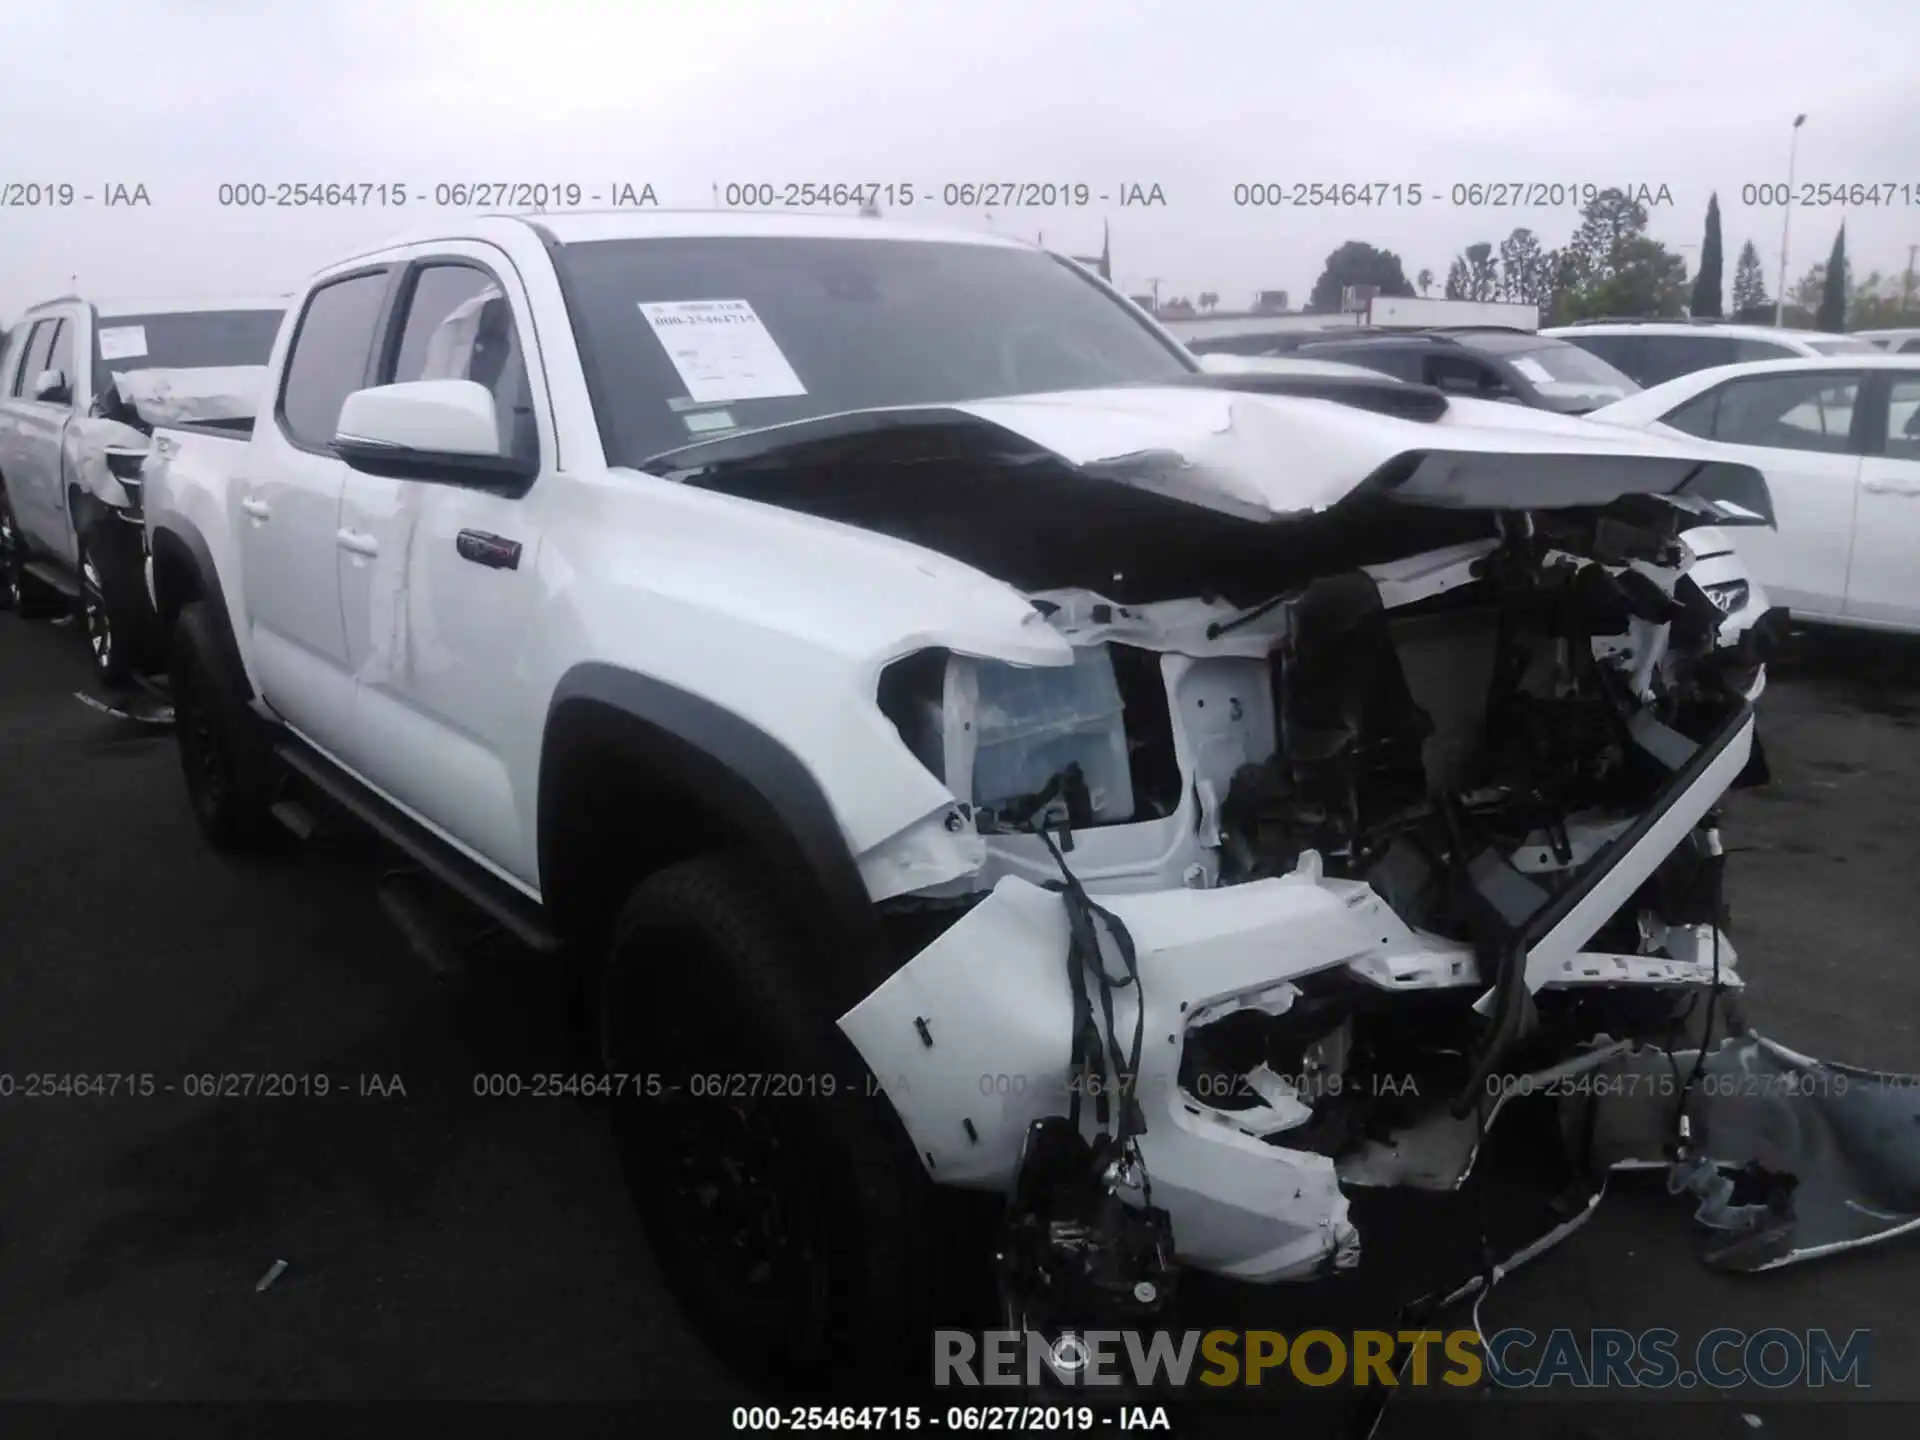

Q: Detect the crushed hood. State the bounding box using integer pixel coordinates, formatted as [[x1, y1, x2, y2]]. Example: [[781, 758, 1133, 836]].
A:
[[110, 365, 266, 428], [650, 383, 1774, 528]]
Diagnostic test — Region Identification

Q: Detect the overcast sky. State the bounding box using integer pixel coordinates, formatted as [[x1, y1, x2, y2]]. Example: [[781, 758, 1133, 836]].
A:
[[3, 0, 1916, 320]]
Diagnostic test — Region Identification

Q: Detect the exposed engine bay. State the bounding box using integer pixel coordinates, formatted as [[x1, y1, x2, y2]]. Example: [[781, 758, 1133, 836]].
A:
[[654, 380, 1914, 1348]]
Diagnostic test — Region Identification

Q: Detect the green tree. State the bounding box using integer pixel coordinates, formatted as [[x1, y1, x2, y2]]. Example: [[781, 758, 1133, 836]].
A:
[[1416, 267, 1434, 296], [1497, 227, 1550, 306], [1816, 225, 1849, 331], [1444, 256, 1467, 299], [1849, 270, 1920, 329], [1306, 241, 1415, 313], [1556, 188, 1690, 320], [1730, 240, 1769, 320], [1690, 193, 1724, 318]]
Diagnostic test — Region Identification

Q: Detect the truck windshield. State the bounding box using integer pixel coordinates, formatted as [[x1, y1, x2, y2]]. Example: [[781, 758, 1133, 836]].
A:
[[93, 308, 284, 377], [1460, 334, 1639, 410], [553, 236, 1195, 467]]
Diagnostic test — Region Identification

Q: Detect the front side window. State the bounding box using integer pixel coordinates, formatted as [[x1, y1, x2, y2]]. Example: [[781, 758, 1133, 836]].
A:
[[45, 320, 75, 402], [555, 235, 1194, 468], [1732, 339, 1796, 362], [278, 272, 391, 449], [387, 264, 537, 462], [1879, 377, 1920, 462]]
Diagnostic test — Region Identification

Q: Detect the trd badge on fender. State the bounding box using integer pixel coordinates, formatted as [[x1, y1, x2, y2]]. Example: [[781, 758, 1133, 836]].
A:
[[456, 530, 522, 570]]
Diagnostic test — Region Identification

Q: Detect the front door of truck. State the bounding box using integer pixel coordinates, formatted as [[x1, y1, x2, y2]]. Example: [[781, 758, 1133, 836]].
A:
[[334, 248, 549, 888], [8, 311, 82, 564], [238, 268, 391, 757], [1844, 371, 1920, 629]]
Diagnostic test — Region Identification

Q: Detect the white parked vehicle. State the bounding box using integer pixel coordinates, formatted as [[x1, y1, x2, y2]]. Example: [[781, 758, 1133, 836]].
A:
[[1588, 355, 1920, 632], [0, 296, 283, 682], [1855, 327, 1920, 355], [140, 210, 1919, 1387], [1544, 320, 1884, 389]]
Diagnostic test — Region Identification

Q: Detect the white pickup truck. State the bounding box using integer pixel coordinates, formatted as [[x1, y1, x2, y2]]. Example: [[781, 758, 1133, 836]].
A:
[[0, 295, 283, 683], [145, 210, 1901, 1387]]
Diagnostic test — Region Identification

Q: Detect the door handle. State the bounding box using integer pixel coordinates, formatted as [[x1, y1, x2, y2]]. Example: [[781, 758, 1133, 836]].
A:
[[240, 496, 271, 519], [336, 528, 379, 557], [1861, 478, 1920, 497]]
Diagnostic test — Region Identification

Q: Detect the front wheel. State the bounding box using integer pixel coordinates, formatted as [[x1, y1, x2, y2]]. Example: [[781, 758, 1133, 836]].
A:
[[79, 524, 134, 687], [598, 853, 947, 1390]]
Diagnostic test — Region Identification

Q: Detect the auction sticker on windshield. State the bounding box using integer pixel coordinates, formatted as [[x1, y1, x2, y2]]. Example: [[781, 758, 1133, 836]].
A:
[[1509, 356, 1554, 385], [638, 299, 806, 404], [97, 325, 149, 361]]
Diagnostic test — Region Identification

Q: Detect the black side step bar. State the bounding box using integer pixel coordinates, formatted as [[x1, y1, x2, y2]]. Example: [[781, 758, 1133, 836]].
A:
[[274, 738, 563, 954], [23, 559, 83, 600]]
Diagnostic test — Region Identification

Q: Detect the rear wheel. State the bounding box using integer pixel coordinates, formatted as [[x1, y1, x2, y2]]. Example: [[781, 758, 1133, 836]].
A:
[[169, 601, 281, 851], [0, 488, 46, 615], [598, 853, 946, 1391]]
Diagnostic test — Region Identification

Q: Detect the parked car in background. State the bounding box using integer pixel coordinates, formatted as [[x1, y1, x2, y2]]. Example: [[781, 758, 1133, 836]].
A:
[[1282, 328, 1641, 414], [1544, 320, 1883, 389], [0, 295, 284, 683], [1587, 354, 1920, 632], [1854, 327, 1920, 355]]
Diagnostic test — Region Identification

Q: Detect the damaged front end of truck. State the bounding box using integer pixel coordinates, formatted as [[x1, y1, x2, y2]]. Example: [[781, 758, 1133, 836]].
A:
[[647, 375, 1916, 1342]]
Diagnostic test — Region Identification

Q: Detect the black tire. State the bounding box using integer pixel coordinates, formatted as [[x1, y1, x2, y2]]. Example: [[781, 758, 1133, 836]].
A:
[[0, 487, 54, 617], [78, 519, 147, 688], [598, 853, 948, 1392], [169, 600, 281, 852]]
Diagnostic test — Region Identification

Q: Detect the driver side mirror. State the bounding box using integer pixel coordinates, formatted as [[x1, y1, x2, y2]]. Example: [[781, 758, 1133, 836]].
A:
[[331, 379, 537, 491], [32, 368, 70, 405]]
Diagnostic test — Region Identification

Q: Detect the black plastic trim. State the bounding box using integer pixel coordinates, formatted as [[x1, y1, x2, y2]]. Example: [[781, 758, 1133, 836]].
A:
[[542, 664, 890, 1003], [144, 509, 252, 699]]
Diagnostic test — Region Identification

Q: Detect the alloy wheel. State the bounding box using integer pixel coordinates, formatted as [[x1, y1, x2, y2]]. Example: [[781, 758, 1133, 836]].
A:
[[0, 504, 18, 608], [81, 549, 113, 673]]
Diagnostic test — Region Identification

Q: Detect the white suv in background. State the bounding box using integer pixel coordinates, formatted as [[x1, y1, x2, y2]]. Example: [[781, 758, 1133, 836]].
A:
[[1856, 328, 1920, 355], [1543, 321, 1883, 389]]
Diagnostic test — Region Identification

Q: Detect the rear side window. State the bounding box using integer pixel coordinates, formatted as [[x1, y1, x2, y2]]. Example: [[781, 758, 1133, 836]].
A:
[[278, 272, 391, 449], [1638, 334, 1733, 385], [1662, 388, 1720, 439], [1733, 339, 1795, 362], [1901, 338, 1920, 355], [1, 325, 32, 395], [17, 319, 58, 395], [1566, 333, 1638, 374], [1672, 372, 1863, 454]]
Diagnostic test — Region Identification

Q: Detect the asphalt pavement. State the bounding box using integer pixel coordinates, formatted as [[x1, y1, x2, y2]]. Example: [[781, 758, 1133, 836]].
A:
[[2, 606, 1916, 1438]]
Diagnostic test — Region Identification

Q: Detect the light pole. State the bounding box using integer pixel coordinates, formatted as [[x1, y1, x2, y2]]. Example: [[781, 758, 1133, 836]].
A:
[[1774, 113, 1807, 327]]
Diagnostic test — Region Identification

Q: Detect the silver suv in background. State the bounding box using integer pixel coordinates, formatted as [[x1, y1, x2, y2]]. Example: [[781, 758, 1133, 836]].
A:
[[0, 296, 284, 684], [1542, 320, 1883, 389]]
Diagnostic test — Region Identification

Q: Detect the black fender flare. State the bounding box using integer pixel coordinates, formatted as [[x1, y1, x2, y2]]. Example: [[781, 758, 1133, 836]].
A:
[[145, 508, 253, 699], [540, 663, 890, 1010]]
